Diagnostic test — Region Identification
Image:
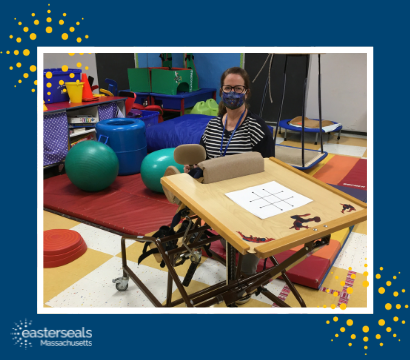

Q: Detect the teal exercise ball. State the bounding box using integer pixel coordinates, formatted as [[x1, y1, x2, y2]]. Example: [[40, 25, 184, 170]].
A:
[[140, 148, 184, 193], [65, 141, 119, 192]]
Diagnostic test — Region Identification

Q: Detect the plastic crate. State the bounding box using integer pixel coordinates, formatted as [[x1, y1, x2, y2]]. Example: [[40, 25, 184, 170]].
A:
[[139, 110, 159, 128], [44, 68, 82, 104]]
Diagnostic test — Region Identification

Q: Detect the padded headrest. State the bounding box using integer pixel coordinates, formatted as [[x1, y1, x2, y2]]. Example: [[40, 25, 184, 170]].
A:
[[174, 144, 206, 165], [198, 152, 264, 184]]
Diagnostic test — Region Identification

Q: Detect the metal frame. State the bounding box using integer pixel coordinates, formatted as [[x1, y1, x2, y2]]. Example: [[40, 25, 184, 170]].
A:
[[113, 209, 331, 308]]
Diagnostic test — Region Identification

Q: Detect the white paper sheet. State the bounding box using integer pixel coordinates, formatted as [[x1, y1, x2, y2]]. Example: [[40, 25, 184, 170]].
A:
[[225, 181, 312, 220]]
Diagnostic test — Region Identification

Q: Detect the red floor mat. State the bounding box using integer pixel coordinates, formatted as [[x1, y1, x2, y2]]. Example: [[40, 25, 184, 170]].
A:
[[44, 174, 178, 235], [338, 158, 367, 191]]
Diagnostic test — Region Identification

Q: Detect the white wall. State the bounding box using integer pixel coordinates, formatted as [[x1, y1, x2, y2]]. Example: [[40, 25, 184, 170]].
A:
[[306, 53, 367, 132], [43, 53, 99, 87]]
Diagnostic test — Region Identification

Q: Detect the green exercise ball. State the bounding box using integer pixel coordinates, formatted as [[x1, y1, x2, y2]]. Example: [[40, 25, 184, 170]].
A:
[[140, 148, 184, 193], [65, 141, 119, 192]]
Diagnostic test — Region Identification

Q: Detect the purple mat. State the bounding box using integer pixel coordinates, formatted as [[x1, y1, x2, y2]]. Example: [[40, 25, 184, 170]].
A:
[[330, 184, 367, 203]]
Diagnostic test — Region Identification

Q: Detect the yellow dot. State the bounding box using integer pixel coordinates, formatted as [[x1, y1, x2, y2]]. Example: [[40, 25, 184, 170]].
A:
[[47, 17, 52, 23], [62, 33, 68, 40], [61, 65, 68, 72], [69, 27, 75, 32], [31, 89, 35, 92], [47, 82, 52, 88], [16, 63, 21, 68], [402, 289, 406, 293], [14, 50, 19, 55], [32, 13, 35, 16], [335, 276, 339, 280], [18, 80, 22, 83], [380, 267, 383, 271], [363, 337, 368, 342], [386, 281, 391, 286], [347, 287, 353, 294], [23, 49, 30, 56], [331, 304, 336, 309], [68, 53, 75, 56], [333, 317, 338, 322], [394, 291, 399, 297], [385, 303, 392, 310], [347, 319, 353, 326], [348, 267, 352, 270], [406, 305, 409, 308], [46, 27, 52, 33], [349, 343, 352, 346], [77, 37, 82, 43], [326, 320, 330, 324], [326, 289, 330, 293], [76, 79, 80, 83], [335, 334, 338, 337], [340, 303, 347, 310], [23, 73, 29, 78], [18, 22, 22, 25], [34, 80, 37, 85], [23, 27, 29, 32], [386, 327, 391, 332], [351, 334, 356, 339], [340, 327, 345, 332], [47, 92, 51, 95], [59, 80, 64, 85], [34, 20, 39, 25], [69, 73, 75, 78], [16, 38, 21, 43], [363, 271, 368, 276], [364, 264, 368, 268], [47, 9, 51, 13], [333, 292, 339, 297], [397, 304, 401, 309], [379, 319, 385, 326], [82, 18, 84, 20], [59, 20, 64, 25], [380, 343, 383, 346], [362, 326, 369, 333], [77, 62, 82, 68], [393, 334, 397, 337], [379, 287, 385, 294], [351, 274, 356, 279], [30, 65, 36, 72], [9, 66, 13, 70], [6, 51, 10, 54], [376, 334, 381, 339], [85, 35, 89, 39], [363, 281, 369, 287], [401, 320, 405, 324], [393, 276, 397, 279], [30, 33, 36, 40], [63, 13, 66, 16], [45, 72, 53, 79], [76, 22, 80, 25], [85, 66, 89, 70]]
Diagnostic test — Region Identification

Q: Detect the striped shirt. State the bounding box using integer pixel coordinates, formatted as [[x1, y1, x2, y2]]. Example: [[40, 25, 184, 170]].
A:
[[199, 112, 275, 159]]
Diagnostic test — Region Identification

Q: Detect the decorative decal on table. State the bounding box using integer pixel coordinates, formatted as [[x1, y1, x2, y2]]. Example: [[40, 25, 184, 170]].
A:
[[289, 214, 321, 230], [341, 204, 356, 214], [237, 231, 275, 243]]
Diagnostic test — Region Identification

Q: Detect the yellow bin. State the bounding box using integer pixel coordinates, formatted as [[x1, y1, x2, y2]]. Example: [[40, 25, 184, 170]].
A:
[[65, 82, 84, 103]]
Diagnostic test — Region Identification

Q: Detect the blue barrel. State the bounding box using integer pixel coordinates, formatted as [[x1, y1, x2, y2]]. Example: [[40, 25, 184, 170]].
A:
[[95, 118, 147, 175]]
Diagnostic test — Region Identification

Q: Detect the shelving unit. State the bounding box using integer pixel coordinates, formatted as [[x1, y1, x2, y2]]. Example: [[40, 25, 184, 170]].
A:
[[43, 96, 126, 168]]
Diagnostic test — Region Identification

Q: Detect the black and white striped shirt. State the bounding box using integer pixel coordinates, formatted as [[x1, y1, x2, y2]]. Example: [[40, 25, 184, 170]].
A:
[[199, 112, 275, 159]]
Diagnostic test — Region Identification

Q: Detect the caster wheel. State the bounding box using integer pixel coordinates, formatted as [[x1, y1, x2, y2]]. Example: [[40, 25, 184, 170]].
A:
[[116, 282, 128, 291]]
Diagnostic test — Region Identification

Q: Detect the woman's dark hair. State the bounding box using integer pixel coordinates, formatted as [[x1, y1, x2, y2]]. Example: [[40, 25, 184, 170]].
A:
[[218, 67, 252, 116]]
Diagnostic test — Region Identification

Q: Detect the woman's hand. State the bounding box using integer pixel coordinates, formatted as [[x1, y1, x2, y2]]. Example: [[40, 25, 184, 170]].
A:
[[184, 164, 198, 173]]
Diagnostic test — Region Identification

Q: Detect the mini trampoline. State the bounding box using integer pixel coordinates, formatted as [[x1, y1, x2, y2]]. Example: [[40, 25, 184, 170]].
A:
[[279, 117, 342, 145]]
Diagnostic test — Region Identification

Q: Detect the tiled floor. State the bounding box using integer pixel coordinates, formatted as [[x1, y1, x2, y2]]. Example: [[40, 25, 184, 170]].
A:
[[43, 131, 368, 309]]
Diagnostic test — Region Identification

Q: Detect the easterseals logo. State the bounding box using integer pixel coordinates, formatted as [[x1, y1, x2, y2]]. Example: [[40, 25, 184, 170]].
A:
[[11, 319, 92, 349]]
